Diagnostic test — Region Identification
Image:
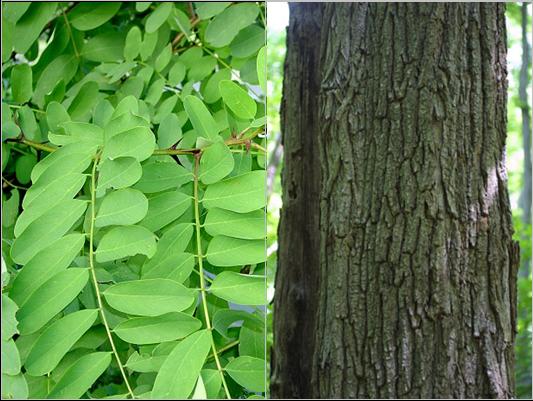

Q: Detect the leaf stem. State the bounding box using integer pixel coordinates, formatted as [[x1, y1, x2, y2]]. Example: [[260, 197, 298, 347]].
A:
[[206, 340, 239, 362], [7, 104, 46, 114], [1, 176, 27, 191], [193, 266, 213, 283], [61, 6, 80, 58], [88, 155, 135, 399], [193, 154, 232, 399], [19, 138, 56, 153]]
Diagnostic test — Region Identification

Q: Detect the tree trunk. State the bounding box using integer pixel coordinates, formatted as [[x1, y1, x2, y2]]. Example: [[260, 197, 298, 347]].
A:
[[519, 2, 531, 277], [271, 4, 322, 399], [274, 3, 519, 399]]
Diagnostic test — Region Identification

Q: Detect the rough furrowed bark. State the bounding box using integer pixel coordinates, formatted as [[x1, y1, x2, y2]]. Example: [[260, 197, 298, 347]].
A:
[[275, 2, 519, 399], [313, 3, 519, 398], [271, 3, 322, 399]]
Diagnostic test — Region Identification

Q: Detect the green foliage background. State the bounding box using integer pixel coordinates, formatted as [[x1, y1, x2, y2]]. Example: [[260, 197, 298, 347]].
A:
[[266, 3, 532, 398], [2, 2, 267, 399]]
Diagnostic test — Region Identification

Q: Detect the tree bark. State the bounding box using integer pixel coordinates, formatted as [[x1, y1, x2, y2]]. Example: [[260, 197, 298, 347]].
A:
[[274, 3, 519, 399], [271, 4, 322, 399]]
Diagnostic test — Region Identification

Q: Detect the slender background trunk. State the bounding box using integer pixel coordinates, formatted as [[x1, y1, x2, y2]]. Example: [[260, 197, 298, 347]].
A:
[[271, 4, 322, 399], [519, 2, 532, 277], [274, 3, 519, 399]]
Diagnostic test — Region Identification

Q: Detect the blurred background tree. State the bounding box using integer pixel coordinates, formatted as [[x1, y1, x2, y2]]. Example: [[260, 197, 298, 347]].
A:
[[267, 2, 531, 398]]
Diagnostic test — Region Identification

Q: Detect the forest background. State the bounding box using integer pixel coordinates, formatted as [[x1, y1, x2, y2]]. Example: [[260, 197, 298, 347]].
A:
[[265, 2, 532, 398]]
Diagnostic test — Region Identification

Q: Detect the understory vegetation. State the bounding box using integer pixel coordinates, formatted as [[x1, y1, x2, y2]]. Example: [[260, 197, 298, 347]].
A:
[[2, 2, 266, 399]]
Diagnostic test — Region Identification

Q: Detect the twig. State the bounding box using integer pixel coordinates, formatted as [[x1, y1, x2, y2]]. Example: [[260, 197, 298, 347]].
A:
[[171, 17, 200, 49]]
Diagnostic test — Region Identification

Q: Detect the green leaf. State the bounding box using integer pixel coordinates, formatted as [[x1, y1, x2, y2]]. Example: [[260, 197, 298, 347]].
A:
[[82, 31, 125, 62], [179, 47, 202, 69], [69, 2, 121, 31], [44, 79, 66, 105], [155, 43, 172, 72], [47, 352, 111, 399], [124, 26, 142, 61], [2, 188, 19, 228], [46, 101, 71, 132], [206, 236, 265, 267], [9, 234, 85, 307], [140, 190, 191, 232], [1, 339, 21, 375], [3, 2, 31, 24], [230, 25, 265, 58], [1, 372, 28, 400], [142, 223, 194, 280], [188, 56, 217, 82], [31, 143, 96, 183], [212, 309, 262, 338], [136, 2, 151, 12], [101, 126, 155, 162], [95, 188, 148, 227], [67, 81, 99, 122], [71, 326, 107, 351], [134, 160, 192, 193], [203, 68, 231, 104], [2, 121, 20, 142], [256, 46, 266, 93], [142, 252, 194, 283], [110, 95, 139, 119], [152, 330, 212, 399], [12, 2, 57, 54], [192, 373, 207, 399], [95, 225, 157, 263], [11, 64, 32, 103], [169, 8, 191, 37], [200, 142, 234, 185], [195, 2, 231, 20], [2, 17, 15, 63], [239, 321, 265, 359], [154, 95, 178, 124], [157, 114, 183, 148], [17, 106, 40, 140], [209, 271, 265, 306], [1, 295, 19, 341], [145, 78, 166, 105], [202, 170, 265, 213], [103, 278, 194, 316], [204, 208, 265, 240], [205, 3, 259, 48], [113, 312, 201, 344], [104, 112, 150, 141], [183, 95, 220, 140], [219, 80, 257, 120], [33, 55, 78, 108], [97, 157, 142, 196], [14, 173, 86, 236], [15, 153, 37, 185], [140, 30, 158, 61], [145, 2, 172, 33], [16, 268, 90, 335], [25, 309, 98, 376], [10, 199, 87, 265], [201, 369, 222, 399], [168, 61, 186, 86], [51, 121, 103, 147], [224, 356, 265, 392], [94, 99, 115, 127]]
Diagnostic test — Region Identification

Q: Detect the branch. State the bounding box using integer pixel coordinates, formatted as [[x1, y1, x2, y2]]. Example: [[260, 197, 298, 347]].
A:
[[7, 129, 266, 156]]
